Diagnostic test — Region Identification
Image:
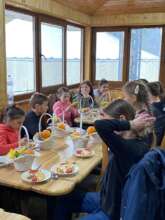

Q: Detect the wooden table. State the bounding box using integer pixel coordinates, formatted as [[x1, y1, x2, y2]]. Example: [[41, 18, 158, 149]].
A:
[[0, 209, 30, 220], [0, 137, 102, 196]]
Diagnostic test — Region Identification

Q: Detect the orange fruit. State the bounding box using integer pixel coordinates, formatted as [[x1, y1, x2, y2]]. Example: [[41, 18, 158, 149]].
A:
[[40, 129, 51, 139], [57, 122, 65, 130], [24, 149, 34, 155], [87, 126, 96, 134]]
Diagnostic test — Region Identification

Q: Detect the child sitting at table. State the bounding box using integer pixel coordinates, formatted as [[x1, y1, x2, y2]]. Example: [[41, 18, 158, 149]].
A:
[[23, 92, 49, 139], [0, 105, 27, 155], [94, 79, 111, 107], [48, 99, 155, 220], [73, 80, 95, 109], [53, 87, 79, 126]]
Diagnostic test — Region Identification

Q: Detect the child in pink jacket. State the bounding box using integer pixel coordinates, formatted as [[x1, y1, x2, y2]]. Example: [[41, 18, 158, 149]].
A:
[[53, 87, 79, 126]]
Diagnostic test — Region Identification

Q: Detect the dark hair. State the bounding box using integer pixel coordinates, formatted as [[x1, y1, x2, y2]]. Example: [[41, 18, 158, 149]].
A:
[[123, 81, 152, 114], [1, 105, 25, 122], [103, 99, 135, 120], [136, 79, 149, 85], [79, 80, 94, 98], [30, 92, 48, 108], [57, 87, 70, 99], [148, 81, 165, 101], [99, 79, 109, 87]]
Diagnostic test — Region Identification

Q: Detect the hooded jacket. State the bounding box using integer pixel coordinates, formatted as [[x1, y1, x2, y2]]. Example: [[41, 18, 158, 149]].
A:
[[0, 124, 19, 155], [121, 147, 165, 220], [95, 119, 149, 220]]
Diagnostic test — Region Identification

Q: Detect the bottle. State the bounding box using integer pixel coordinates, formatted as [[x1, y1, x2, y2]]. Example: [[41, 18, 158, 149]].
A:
[[7, 74, 14, 104]]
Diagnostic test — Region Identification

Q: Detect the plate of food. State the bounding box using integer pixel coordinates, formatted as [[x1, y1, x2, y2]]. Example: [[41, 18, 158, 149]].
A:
[[21, 169, 51, 183], [51, 162, 79, 176], [74, 148, 95, 158]]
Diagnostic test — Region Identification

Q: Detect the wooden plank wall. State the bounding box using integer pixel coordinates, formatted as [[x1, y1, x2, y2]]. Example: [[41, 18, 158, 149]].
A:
[[0, 0, 7, 109], [1, 0, 165, 111]]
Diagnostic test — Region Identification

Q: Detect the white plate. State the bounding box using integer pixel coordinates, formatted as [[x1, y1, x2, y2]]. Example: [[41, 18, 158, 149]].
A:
[[51, 163, 79, 176], [74, 148, 95, 158], [0, 156, 13, 167], [21, 169, 51, 183]]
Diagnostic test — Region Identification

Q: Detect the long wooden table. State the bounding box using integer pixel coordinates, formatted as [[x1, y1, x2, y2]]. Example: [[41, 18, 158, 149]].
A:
[[0, 137, 102, 196], [0, 209, 30, 220]]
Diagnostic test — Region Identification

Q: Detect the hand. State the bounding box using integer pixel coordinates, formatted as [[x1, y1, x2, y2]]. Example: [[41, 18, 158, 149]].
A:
[[65, 105, 72, 112], [19, 138, 28, 146], [101, 91, 109, 97], [130, 113, 155, 131]]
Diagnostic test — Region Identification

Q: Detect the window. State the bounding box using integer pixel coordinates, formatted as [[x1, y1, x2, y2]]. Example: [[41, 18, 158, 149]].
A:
[[129, 28, 162, 81], [5, 10, 35, 95], [41, 22, 64, 87], [95, 31, 124, 81], [67, 25, 83, 85], [5, 8, 84, 99]]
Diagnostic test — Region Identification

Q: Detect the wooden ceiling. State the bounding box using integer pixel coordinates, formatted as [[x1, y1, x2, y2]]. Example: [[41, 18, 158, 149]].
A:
[[54, 0, 165, 15]]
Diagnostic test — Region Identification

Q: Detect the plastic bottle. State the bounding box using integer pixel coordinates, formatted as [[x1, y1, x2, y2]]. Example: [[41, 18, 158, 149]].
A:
[[7, 73, 14, 104]]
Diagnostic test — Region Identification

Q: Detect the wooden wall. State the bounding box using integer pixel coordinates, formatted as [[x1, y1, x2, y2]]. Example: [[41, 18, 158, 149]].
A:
[[5, 0, 91, 25], [1, 0, 165, 111], [0, 0, 7, 109], [91, 13, 165, 27]]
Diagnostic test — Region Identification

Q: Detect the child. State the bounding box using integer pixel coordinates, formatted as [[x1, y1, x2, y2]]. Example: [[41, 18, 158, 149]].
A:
[[94, 79, 111, 107], [48, 99, 155, 220], [122, 80, 151, 113], [53, 87, 79, 126], [0, 105, 27, 155], [148, 81, 165, 108], [148, 81, 165, 145], [122, 80, 157, 145], [23, 93, 48, 139], [73, 80, 95, 109]]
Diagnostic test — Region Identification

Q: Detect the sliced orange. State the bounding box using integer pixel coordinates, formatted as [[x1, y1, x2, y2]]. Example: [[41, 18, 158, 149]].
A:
[[40, 129, 51, 139], [87, 126, 96, 134], [57, 122, 65, 130]]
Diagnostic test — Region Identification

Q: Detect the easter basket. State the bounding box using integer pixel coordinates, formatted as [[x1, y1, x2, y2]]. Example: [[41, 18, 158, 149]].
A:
[[33, 113, 56, 150], [13, 126, 35, 171]]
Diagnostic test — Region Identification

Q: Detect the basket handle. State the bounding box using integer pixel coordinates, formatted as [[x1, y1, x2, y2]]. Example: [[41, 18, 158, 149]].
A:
[[39, 113, 52, 133], [19, 125, 30, 147]]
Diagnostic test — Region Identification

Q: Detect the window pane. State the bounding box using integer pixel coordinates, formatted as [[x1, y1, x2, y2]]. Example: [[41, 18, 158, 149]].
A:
[[41, 22, 63, 87], [67, 25, 83, 85], [96, 32, 124, 81], [5, 10, 35, 95], [129, 28, 162, 81]]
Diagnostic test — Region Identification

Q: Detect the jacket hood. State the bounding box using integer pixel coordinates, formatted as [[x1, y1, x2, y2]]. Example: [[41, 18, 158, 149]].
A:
[[142, 148, 165, 189]]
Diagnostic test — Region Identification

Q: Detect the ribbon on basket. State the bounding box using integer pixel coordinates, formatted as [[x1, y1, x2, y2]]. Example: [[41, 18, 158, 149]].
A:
[[79, 95, 94, 132], [39, 112, 52, 132], [19, 125, 30, 147]]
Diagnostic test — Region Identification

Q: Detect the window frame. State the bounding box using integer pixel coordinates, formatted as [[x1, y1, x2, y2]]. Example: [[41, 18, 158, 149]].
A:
[[92, 25, 165, 88], [5, 5, 85, 102]]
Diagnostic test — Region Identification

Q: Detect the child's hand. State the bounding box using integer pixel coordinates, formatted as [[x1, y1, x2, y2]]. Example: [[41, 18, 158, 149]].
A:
[[19, 138, 28, 146], [65, 105, 72, 112], [130, 113, 155, 131]]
